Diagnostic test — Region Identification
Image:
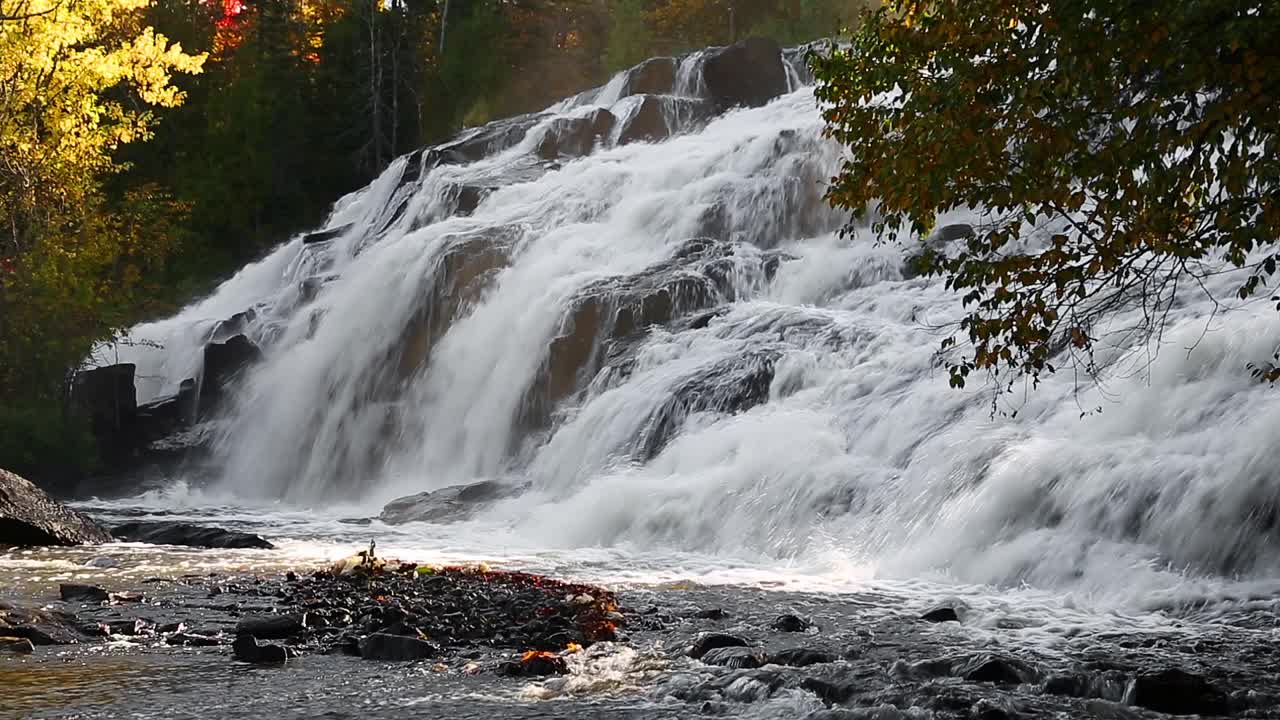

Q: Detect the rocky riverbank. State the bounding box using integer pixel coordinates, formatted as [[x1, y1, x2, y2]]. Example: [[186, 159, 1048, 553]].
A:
[[5, 547, 1280, 720]]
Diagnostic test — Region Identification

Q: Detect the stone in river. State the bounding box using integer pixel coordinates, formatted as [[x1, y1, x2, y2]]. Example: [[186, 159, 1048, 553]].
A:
[[770, 613, 811, 632], [700, 646, 767, 669], [232, 635, 295, 664], [770, 647, 836, 667], [0, 637, 35, 654], [688, 632, 749, 659], [110, 521, 274, 549], [60, 583, 110, 603], [358, 633, 439, 662]]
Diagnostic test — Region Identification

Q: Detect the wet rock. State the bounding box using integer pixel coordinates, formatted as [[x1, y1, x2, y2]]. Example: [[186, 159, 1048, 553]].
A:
[[379, 481, 527, 525], [0, 469, 113, 547], [358, 632, 439, 661], [110, 521, 274, 550], [616, 95, 671, 145], [232, 635, 295, 664], [535, 109, 616, 159], [71, 364, 138, 461], [770, 647, 836, 667], [429, 113, 543, 166], [929, 223, 975, 244], [1129, 668, 1228, 716], [235, 614, 305, 640], [166, 632, 224, 647], [700, 646, 767, 669], [338, 518, 373, 526], [770, 613, 811, 632], [958, 654, 1038, 685], [801, 677, 857, 705], [60, 583, 111, 603], [621, 56, 676, 96], [692, 607, 727, 620], [453, 185, 492, 216], [688, 632, 750, 659], [701, 38, 788, 112], [0, 637, 35, 654], [500, 650, 568, 676], [301, 224, 351, 245], [1043, 673, 1090, 697], [921, 601, 965, 623], [200, 334, 262, 411]]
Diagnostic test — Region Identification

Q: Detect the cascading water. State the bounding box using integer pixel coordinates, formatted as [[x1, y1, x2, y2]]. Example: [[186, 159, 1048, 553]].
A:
[[105, 39, 1280, 604]]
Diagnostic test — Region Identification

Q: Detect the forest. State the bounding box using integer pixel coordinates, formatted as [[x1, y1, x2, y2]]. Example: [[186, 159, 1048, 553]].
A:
[[0, 0, 866, 480]]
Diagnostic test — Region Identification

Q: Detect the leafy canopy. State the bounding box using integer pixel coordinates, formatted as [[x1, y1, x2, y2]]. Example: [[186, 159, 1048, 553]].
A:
[[0, 0, 205, 398], [811, 0, 1280, 393]]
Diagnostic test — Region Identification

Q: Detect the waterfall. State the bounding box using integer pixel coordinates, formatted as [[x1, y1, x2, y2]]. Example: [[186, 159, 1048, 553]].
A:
[[107, 39, 1280, 597]]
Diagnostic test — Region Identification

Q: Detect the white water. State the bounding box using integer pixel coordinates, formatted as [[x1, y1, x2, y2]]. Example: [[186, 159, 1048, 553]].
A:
[[97, 47, 1280, 610]]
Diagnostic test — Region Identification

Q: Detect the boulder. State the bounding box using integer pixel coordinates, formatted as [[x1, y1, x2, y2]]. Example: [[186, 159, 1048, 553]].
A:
[[359, 632, 439, 661], [110, 521, 274, 550], [688, 631, 750, 660], [701, 645, 767, 669], [536, 109, 616, 159], [622, 56, 677, 97], [0, 470, 112, 547], [700, 38, 788, 112], [231, 635, 295, 664], [199, 334, 262, 411], [0, 637, 34, 654], [1129, 668, 1228, 716], [616, 95, 672, 145], [379, 480, 526, 525]]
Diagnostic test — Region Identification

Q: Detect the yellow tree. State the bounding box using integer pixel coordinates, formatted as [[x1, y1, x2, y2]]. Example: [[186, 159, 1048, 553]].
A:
[[0, 0, 205, 400]]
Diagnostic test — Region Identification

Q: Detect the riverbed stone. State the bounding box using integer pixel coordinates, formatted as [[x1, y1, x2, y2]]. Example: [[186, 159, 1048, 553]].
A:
[[0, 637, 35, 654], [358, 632, 439, 661], [232, 635, 295, 664], [60, 583, 110, 603]]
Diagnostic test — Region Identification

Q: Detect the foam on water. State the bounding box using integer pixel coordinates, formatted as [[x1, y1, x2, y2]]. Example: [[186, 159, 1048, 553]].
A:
[[88, 46, 1280, 619]]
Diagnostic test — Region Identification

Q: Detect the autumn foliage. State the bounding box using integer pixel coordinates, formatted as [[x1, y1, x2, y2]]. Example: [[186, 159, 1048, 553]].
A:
[[812, 0, 1280, 395]]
